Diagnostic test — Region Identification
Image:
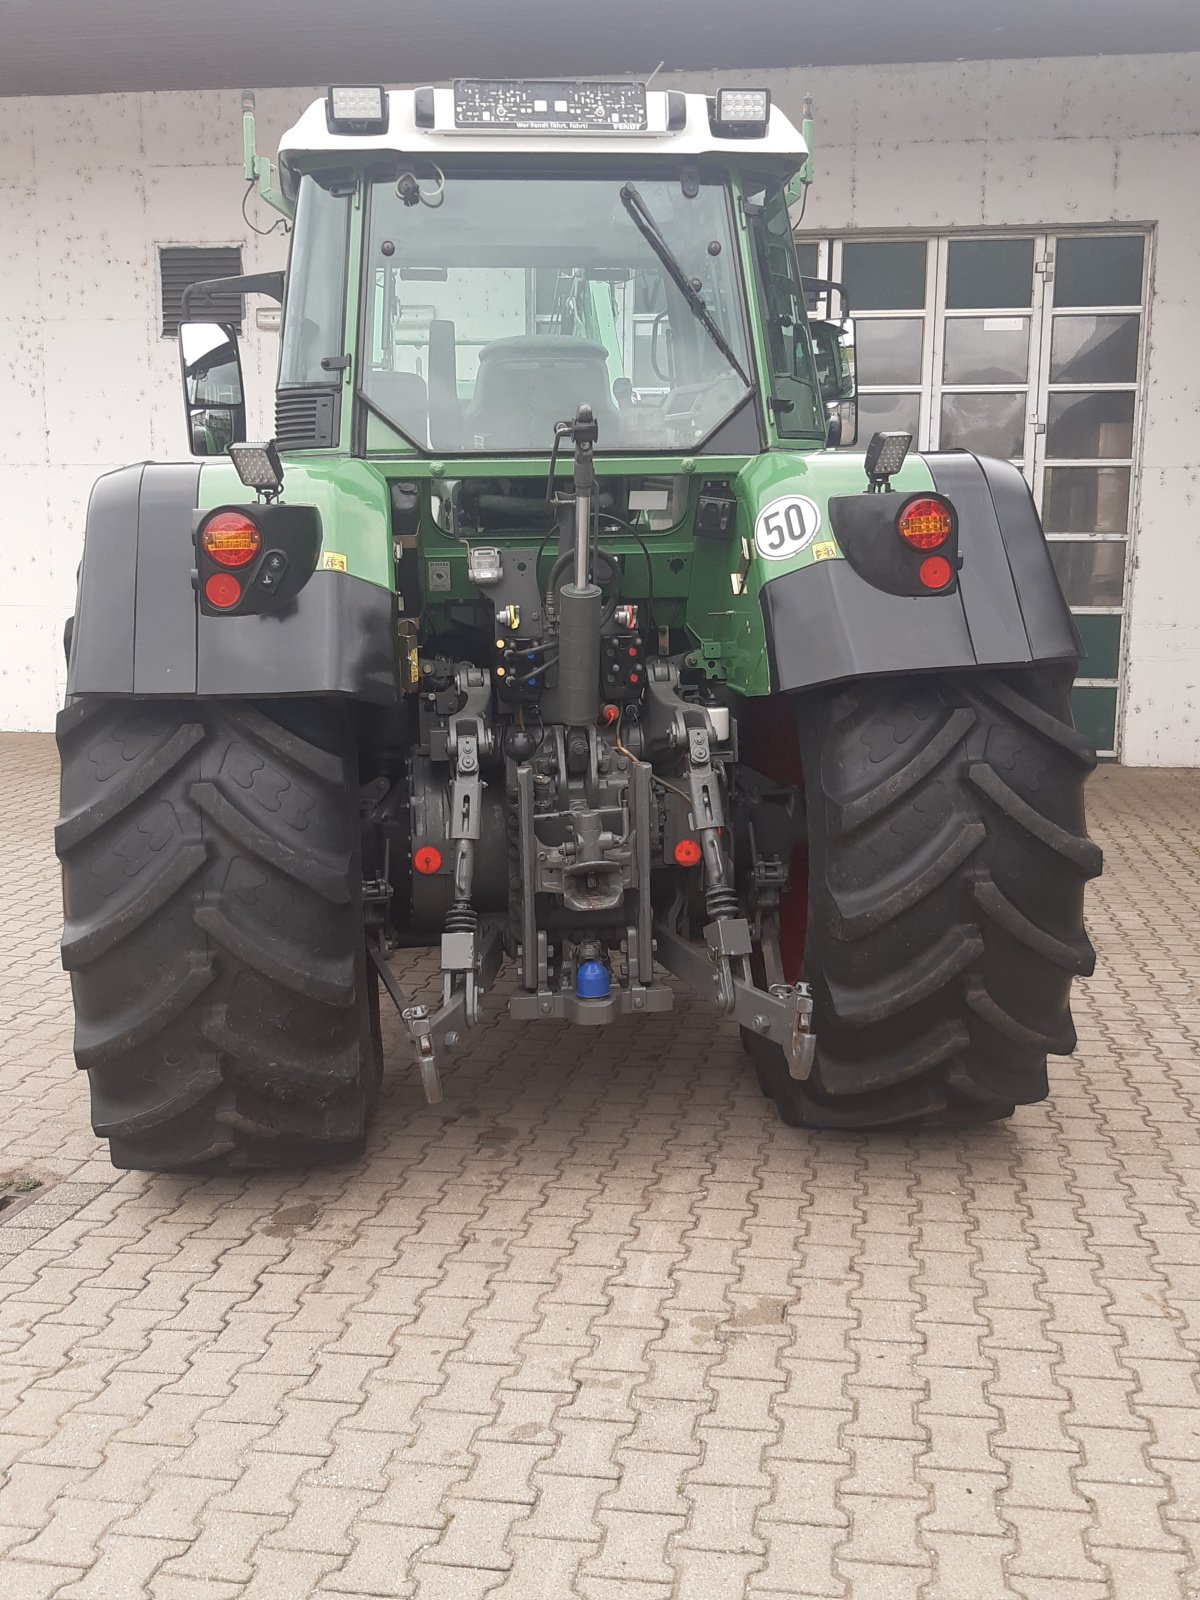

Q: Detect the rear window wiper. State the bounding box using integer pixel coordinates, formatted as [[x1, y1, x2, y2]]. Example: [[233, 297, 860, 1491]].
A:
[[620, 183, 753, 392]]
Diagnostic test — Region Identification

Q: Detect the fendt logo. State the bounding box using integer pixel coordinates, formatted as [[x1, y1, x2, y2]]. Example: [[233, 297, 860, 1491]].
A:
[[754, 495, 822, 561]]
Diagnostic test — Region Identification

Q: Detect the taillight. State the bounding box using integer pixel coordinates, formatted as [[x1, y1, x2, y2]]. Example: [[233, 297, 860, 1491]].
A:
[[918, 555, 954, 590], [204, 572, 242, 609], [674, 839, 702, 867], [897, 497, 953, 551], [413, 846, 443, 875], [201, 511, 262, 569]]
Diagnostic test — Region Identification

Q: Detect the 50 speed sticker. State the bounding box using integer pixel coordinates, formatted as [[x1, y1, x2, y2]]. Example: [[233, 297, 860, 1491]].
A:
[[754, 495, 822, 561]]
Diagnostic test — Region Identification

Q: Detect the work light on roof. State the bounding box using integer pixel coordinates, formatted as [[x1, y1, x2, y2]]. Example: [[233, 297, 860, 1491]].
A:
[[326, 85, 388, 134], [713, 87, 771, 135]]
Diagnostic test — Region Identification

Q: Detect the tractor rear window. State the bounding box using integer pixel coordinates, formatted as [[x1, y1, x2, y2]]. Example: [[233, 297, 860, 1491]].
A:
[[362, 175, 753, 455]]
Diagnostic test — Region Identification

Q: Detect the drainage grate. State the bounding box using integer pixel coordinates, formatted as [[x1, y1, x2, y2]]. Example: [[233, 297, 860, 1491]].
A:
[[0, 1174, 44, 1220], [0, 1176, 119, 1259]]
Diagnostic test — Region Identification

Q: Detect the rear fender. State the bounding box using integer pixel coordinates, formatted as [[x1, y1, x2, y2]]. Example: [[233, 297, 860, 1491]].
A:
[[760, 453, 1081, 693], [66, 462, 397, 703]]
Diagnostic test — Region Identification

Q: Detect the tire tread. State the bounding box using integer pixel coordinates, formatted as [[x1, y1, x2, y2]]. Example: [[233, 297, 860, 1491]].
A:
[[750, 665, 1099, 1129], [57, 698, 379, 1171]]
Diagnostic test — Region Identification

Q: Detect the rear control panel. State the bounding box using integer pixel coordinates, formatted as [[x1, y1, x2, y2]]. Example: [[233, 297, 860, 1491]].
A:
[[601, 631, 646, 703]]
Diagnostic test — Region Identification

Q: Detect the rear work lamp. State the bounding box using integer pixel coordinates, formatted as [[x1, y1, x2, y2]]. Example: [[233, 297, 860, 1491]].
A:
[[229, 440, 284, 500], [864, 431, 912, 492], [712, 87, 771, 136], [326, 85, 389, 134]]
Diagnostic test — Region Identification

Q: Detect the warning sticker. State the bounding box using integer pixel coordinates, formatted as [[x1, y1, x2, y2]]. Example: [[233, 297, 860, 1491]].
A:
[[811, 541, 838, 562], [320, 552, 348, 572]]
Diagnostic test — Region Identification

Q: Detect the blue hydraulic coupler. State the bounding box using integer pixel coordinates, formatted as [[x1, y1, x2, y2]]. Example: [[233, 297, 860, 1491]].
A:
[[576, 959, 610, 999]]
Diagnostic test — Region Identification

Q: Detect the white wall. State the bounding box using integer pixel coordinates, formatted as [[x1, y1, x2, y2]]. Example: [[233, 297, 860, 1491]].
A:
[[0, 87, 309, 731], [0, 56, 1197, 761]]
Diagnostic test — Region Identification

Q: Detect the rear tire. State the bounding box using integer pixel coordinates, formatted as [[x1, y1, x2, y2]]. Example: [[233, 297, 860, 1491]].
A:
[[746, 665, 1101, 1128], [56, 698, 381, 1171]]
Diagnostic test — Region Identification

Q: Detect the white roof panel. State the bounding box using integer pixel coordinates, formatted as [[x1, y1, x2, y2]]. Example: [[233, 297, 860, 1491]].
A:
[[278, 87, 807, 165]]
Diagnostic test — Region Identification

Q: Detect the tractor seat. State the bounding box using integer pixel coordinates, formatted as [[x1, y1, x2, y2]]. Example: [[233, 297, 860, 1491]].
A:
[[368, 370, 430, 444], [461, 336, 618, 449]]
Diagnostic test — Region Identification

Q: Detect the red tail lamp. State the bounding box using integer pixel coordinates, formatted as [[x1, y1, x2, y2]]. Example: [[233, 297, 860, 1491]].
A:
[[204, 572, 242, 609], [919, 555, 954, 590], [413, 846, 443, 875], [897, 497, 953, 551], [201, 511, 262, 569], [674, 839, 702, 867]]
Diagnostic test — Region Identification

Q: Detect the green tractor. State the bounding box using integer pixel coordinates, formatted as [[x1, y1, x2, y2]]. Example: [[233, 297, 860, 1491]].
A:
[[56, 80, 1101, 1171]]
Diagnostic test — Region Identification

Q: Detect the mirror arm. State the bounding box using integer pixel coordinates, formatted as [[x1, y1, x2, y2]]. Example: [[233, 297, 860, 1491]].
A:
[[181, 271, 286, 319], [243, 93, 296, 219]]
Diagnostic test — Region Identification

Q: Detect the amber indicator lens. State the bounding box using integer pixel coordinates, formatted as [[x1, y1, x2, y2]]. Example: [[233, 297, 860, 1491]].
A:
[[201, 512, 262, 569], [919, 555, 954, 590], [897, 497, 953, 551]]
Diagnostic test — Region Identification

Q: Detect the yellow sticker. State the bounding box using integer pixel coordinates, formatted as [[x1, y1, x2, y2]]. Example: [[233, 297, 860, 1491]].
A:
[[811, 541, 838, 563], [320, 552, 348, 572]]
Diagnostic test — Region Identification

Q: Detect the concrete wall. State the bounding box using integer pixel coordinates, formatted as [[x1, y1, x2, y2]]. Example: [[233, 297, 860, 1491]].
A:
[[0, 55, 1197, 760], [0, 87, 309, 731]]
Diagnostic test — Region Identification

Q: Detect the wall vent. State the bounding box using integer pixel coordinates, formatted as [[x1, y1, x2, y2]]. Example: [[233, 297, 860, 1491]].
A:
[[159, 245, 244, 338]]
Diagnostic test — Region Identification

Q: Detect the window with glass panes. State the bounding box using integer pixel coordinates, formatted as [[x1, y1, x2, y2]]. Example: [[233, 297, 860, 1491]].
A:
[[794, 230, 1149, 758]]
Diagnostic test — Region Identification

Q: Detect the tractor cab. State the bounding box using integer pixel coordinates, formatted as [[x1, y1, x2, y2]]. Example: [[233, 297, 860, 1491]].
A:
[[187, 81, 855, 465]]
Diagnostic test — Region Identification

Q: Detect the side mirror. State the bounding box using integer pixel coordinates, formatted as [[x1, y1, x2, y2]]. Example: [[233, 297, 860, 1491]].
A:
[[809, 316, 857, 448], [179, 320, 246, 457]]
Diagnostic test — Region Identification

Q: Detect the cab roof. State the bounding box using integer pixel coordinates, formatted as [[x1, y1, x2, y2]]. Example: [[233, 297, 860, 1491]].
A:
[[278, 85, 808, 171]]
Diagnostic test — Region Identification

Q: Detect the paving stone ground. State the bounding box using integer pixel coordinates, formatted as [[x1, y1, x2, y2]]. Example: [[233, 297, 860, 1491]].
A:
[[1, 730, 1199, 1598]]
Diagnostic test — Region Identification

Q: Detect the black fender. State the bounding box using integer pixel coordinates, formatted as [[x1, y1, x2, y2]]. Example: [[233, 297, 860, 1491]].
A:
[[66, 462, 397, 704], [760, 453, 1082, 693]]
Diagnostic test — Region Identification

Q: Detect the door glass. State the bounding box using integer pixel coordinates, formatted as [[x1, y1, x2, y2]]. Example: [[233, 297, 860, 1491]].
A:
[[1054, 235, 1144, 307], [1070, 685, 1118, 752], [856, 318, 923, 385], [940, 392, 1025, 458], [280, 178, 351, 386], [750, 185, 830, 442], [1048, 540, 1126, 607], [1074, 614, 1122, 680], [1043, 466, 1130, 533], [795, 241, 820, 279], [1046, 392, 1135, 459], [1050, 314, 1139, 383], [852, 391, 922, 439], [946, 238, 1035, 309], [943, 316, 1030, 384], [841, 240, 926, 310]]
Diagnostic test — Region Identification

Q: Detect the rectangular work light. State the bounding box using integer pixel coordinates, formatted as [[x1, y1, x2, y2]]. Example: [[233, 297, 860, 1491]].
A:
[[713, 87, 771, 135], [326, 85, 389, 134], [229, 440, 284, 498], [863, 431, 912, 491]]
